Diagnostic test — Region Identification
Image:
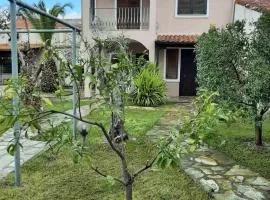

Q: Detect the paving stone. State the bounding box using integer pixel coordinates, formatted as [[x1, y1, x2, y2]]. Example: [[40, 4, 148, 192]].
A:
[[225, 165, 258, 176], [237, 185, 265, 200], [199, 178, 219, 192], [231, 176, 245, 183], [194, 156, 218, 166], [213, 191, 246, 200], [200, 168, 213, 175], [0, 154, 13, 169], [185, 168, 204, 179], [210, 152, 234, 166], [180, 159, 193, 168], [216, 179, 233, 191], [208, 175, 223, 179], [211, 166, 225, 171], [0, 105, 90, 180], [247, 177, 270, 187]]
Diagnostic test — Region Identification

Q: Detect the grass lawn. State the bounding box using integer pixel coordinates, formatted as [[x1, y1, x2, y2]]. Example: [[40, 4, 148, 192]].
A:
[[0, 99, 90, 137], [207, 117, 270, 179], [0, 107, 208, 200]]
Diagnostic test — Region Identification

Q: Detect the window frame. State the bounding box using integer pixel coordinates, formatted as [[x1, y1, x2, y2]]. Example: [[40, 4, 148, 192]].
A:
[[164, 48, 181, 82], [175, 0, 209, 18], [164, 47, 196, 82]]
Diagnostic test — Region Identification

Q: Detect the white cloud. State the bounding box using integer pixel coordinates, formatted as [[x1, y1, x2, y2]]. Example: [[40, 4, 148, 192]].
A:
[[63, 11, 81, 19]]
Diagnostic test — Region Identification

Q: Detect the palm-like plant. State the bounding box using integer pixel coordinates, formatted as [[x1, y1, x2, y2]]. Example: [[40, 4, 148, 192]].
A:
[[20, 0, 72, 45], [19, 0, 72, 93]]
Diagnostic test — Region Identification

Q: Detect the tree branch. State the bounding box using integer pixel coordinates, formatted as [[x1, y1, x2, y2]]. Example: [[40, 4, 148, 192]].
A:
[[132, 139, 173, 179], [91, 166, 125, 185], [24, 109, 125, 160]]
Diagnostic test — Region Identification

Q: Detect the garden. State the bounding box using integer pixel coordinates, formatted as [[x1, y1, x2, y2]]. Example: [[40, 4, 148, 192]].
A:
[[0, 1, 270, 200]]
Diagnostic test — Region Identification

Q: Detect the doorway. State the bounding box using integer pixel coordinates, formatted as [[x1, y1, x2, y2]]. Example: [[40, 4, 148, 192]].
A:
[[179, 49, 197, 96]]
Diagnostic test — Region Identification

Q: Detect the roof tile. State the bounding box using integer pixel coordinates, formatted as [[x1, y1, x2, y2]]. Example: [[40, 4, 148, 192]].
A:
[[156, 35, 198, 44], [235, 0, 270, 11]]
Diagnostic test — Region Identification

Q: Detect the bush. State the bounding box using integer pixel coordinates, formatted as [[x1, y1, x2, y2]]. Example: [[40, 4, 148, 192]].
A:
[[131, 64, 166, 107], [40, 59, 57, 93]]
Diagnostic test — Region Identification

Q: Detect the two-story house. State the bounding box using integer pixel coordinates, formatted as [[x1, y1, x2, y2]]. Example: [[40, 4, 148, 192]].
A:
[[82, 0, 259, 98]]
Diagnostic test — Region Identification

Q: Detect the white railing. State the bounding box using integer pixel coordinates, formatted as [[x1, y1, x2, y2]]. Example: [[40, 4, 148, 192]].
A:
[[91, 7, 150, 30]]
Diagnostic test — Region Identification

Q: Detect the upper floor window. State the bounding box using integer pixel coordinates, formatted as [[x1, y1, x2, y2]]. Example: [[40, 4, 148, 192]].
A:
[[176, 0, 208, 17], [90, 0, 95, 20]]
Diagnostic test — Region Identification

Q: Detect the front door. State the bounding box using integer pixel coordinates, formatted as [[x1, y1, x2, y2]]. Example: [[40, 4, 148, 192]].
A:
[[179, 49, 197, 96]]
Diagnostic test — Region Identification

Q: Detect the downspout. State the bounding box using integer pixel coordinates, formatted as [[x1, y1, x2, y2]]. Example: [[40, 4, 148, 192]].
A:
[[232, 0, 236, 23]]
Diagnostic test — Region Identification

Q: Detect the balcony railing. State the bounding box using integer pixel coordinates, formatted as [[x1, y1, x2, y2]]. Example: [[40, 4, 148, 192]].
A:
[[91, 7, 150, 30]]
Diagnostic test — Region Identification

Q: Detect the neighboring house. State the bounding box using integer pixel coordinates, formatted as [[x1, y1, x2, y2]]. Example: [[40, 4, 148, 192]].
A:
[[0, 18, 42, 85], [234, 0, 270, 32], [0, 18, 81, 85]]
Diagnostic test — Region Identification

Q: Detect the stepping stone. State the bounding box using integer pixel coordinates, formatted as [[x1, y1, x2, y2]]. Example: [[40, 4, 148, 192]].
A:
[[225, 165, 258, 176], [247, 177, 270, 187], [213, 191, 246, 200], [210, 152, 234, 165], [211, 166, 225, 171], [185, 168, 204, 179], [216, 179, 232, 191], [237, 185, 265, 200], [208, 175, 223, 179], [195, 156, 218, 166], [200, 168, 213, 175], [200, 178, 219, 192], [231, 176, 245, 183]]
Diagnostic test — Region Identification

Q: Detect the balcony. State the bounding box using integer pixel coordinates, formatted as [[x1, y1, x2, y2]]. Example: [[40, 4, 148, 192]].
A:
[[90, 7, 150, 31]]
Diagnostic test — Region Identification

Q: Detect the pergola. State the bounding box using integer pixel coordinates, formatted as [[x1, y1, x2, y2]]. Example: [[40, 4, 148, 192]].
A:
[[2, 0, 81, 186]]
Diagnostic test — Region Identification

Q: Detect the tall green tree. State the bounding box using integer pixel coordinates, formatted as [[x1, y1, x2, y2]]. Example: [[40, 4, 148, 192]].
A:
[[20, 0, 72, 46], [196, 13, 270, 146], [19, 0, 72, 93]]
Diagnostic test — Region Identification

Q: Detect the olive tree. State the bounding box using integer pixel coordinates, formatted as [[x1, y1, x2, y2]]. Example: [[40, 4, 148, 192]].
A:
[[2, 36, 174, 200], [196, 13, 270, 146]]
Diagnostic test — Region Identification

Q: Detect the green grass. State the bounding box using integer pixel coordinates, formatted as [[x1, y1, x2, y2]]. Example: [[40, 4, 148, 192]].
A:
[[0, 107, 208, 200], [44, 99, 89, 112], [0, 99, 90, 137], [207, 117, 270, 178]]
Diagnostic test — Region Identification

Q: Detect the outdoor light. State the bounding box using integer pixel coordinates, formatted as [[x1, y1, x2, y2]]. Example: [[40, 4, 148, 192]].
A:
[[78, 121, 89, 146]]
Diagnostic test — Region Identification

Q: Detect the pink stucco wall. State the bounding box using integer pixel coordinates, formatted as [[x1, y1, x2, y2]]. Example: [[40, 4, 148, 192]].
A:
[[156, 0, 234, 34]]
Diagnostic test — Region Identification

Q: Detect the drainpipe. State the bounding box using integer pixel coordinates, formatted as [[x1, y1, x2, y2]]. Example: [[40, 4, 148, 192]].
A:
[[232, 0, 236, 23]]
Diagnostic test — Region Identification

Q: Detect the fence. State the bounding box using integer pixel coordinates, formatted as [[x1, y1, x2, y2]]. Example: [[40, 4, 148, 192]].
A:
[[91, 7, 150, 30]]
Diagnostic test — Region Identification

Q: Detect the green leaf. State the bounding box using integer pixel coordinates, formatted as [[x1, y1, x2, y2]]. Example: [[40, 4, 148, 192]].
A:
[[42, 97, 53, 106], [7, 144, 16, 156]]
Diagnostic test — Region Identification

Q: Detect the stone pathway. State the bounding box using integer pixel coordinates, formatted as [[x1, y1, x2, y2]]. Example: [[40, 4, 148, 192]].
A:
[[0, 105, 90, 181], [147, 101, 270, 200]]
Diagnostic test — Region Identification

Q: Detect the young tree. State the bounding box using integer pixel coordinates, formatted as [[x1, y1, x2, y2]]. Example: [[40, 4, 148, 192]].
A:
[[2, 36, 174, 200], [196, 13, 270, 146], [19, 0, 72, 93]]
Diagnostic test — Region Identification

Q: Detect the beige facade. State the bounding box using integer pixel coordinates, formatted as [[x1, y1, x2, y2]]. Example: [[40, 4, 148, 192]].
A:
[[81, 0, 237, 97]]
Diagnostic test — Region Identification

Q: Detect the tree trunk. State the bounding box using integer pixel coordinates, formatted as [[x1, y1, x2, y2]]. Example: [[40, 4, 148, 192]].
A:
[[255, 116, 263, 146], [125, 183, 133, 200]]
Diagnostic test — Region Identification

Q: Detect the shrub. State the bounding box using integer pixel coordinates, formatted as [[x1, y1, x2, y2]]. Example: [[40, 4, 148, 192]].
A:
[[40, 59, 57, 93], [131, 64, 166, 107]]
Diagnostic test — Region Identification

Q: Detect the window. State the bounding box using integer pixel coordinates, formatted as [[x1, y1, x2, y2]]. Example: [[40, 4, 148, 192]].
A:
[[90, 0, 96, 20], [166, 49, 179, 80], [177, 0, 208, 16]]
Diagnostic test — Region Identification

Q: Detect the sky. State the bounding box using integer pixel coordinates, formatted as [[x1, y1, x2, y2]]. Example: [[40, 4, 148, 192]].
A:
[[0, 0, 81, 18]]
